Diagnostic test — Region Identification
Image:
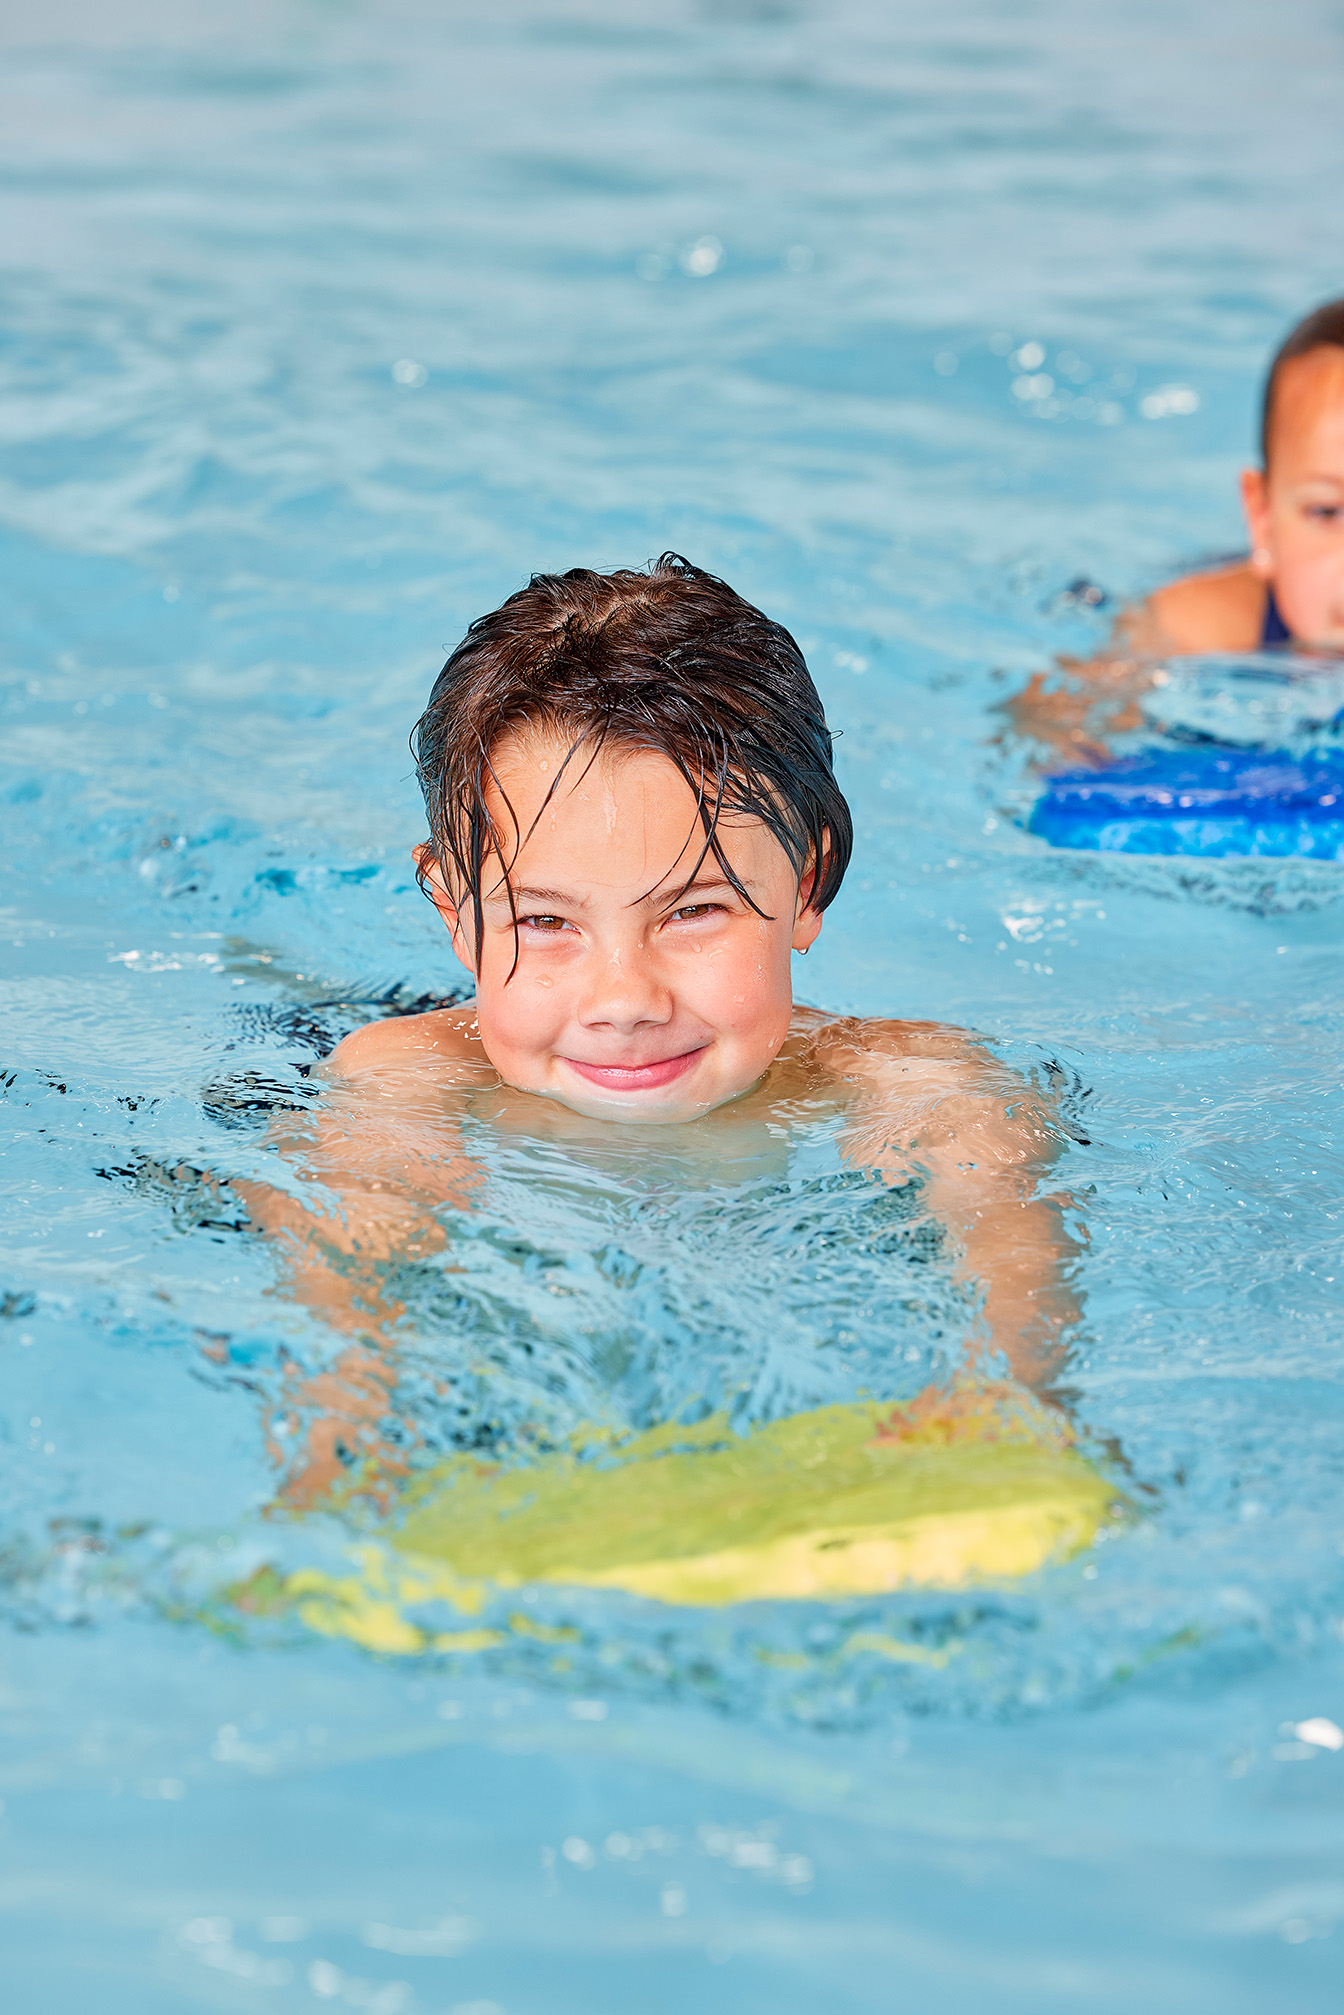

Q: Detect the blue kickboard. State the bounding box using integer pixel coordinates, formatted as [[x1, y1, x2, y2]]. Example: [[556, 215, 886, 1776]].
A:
[[1030, 747, 1344, 858]]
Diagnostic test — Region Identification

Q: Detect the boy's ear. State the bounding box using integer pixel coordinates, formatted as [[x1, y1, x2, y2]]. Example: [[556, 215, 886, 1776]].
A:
[[1241, 466, 1273, 572], [791, 842, 827, 954], [412, 844, 473, 966]]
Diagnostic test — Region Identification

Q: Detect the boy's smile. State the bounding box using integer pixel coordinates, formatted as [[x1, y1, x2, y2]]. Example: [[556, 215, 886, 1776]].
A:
[[562, 1048, 706, 1092], [423, 726, 824, 1122]]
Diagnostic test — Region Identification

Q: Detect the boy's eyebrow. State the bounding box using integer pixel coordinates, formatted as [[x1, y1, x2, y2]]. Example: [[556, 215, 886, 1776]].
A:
[[647, 874, 751, 904], [483, 874, 757, 912], [489, 885, 585, 909]]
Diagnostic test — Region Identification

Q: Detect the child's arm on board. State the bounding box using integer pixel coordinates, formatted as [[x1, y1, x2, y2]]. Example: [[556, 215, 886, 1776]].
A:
[[233, 1082, 473, 1339], [235, 1011, 485, 1333], [230, 1012, 488, 1506], [1001, 563, 1263, 767], [824, 1022, 1082, 1386], [999, 604, 1162, 767]]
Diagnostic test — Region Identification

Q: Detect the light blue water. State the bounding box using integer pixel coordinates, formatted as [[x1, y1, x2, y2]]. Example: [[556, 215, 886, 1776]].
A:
[[3, 2, 1344, 2008]]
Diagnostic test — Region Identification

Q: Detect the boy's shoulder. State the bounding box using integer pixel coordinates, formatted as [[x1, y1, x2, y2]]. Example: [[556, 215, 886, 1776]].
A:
[[1142, 562, 1265, 654], [325, 1000, 490, 1081], [792, 1009, 993, 1086]]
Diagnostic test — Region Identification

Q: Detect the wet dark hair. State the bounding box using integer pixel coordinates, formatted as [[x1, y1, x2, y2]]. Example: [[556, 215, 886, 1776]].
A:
[[1261, 296, 1344, 467], [412, 554, 852, 970]]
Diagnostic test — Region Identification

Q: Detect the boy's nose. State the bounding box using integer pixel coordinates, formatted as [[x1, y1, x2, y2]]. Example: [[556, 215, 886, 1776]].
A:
[[576, 947, 673, 1033]]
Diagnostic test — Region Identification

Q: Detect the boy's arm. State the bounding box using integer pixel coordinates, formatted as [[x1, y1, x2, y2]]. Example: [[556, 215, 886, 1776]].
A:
[[827, 1025, 1083, 1386], [236, 1004, 489, 1330], [999, 605, 1161, 768], [230, 1015, 488, 1506], [233, 1071, 477, 1339], [1001, 564, 1263, 767]]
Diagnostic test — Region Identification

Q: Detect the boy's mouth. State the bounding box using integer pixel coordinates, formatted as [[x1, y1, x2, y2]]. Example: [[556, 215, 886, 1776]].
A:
[[561, 1047, 707, 1093]]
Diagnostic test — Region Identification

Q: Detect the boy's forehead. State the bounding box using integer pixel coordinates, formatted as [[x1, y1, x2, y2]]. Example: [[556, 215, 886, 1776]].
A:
[[488, 725, 699, 819], [481, 725, 786, 884], [1270, 347, 1344, 472]]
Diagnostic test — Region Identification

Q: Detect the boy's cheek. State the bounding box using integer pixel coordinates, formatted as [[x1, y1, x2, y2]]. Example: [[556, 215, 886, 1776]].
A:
[[479, 983, 560, 1040], [484, 971, 580, 1058], [472, 1015, 549, 1085], [1276, 545, 1344, 629], [691, 966, 792, 1041]]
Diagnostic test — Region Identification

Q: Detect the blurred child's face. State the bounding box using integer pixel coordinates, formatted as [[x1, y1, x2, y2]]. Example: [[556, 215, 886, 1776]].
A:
[[1243, 346, 1344, 647], [425, 728, 823, 1122]]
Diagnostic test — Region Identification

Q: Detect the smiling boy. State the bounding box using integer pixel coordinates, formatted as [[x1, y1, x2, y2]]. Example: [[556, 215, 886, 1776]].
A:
[[245, 558, 1080, 1499], [372, 553, 848, 1122]]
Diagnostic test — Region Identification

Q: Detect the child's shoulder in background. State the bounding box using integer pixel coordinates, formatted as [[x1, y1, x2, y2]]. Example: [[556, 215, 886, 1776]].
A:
[[1138, 560, 1266, 654]]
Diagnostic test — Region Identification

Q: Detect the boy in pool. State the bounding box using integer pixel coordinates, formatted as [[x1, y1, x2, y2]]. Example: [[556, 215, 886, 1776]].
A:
[[1008, 297, 1344, 760], [246, 557, 1079, 1501]]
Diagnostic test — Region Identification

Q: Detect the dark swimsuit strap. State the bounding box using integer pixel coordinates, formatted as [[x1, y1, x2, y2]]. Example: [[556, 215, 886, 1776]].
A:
[[1260, 584, 1292, 645]]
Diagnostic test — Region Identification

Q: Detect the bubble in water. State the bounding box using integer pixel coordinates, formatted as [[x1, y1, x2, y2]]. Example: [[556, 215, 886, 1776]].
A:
[[1140, 384, 1200, 419], [680, 236, 723, 278]]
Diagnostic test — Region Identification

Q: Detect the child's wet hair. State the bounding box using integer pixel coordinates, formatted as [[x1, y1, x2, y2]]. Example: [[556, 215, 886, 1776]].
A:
[[413, 554, 853, 967], [1261, 296, 1344, 467]]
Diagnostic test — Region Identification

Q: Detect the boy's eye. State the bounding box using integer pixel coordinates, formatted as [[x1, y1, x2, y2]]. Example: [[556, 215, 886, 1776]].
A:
[[1305, 503, 1342, 522], [520, 914, 571, 932], [668, 902, 722, 922]]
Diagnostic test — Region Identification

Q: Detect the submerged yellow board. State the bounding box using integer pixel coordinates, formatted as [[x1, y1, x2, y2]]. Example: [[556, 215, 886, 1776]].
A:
[[394, 1386, 1114, 1605], [258, 1384, 1119, 1652]]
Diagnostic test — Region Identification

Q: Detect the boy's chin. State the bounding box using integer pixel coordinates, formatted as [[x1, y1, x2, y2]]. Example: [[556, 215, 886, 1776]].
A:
[[541, 1080, 722, 1126], [508, 1062, 749, 1127]]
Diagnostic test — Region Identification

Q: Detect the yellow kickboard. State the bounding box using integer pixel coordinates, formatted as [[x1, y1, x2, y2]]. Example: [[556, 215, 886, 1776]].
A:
[[389, 1383, 1116, 1606], [241, 1385, 1117, 1651]]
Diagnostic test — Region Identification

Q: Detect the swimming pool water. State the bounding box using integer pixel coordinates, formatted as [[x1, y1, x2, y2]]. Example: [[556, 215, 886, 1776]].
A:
[[3, 2, 1344, 2008]]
